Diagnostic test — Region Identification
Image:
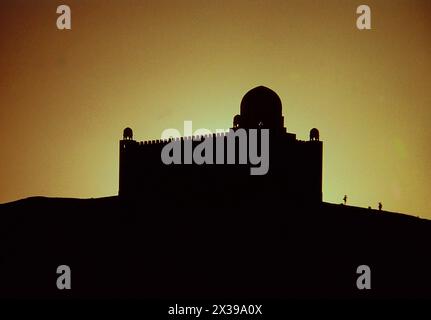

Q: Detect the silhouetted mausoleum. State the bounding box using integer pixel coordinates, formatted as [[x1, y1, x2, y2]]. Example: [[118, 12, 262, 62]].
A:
[[119, 86, 322, 206]]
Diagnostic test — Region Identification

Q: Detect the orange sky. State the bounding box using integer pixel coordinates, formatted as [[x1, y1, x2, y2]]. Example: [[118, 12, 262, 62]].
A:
[[1, 0, 430, 218]]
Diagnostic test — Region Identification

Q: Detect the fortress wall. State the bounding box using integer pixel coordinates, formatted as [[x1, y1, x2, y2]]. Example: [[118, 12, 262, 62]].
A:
[[119, 131, 323, 204]]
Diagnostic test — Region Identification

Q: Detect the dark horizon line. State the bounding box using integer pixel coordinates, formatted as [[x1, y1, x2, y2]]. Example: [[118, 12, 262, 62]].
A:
[[0, 195, 428, 222]]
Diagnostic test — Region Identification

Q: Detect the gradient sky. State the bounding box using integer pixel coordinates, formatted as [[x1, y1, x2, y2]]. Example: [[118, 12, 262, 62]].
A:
[[1, 0, 430, 218]]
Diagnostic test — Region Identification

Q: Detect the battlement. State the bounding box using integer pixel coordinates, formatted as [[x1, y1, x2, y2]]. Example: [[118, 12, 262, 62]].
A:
[[122, 130, 319, 153], [126, 131, 233, 148]]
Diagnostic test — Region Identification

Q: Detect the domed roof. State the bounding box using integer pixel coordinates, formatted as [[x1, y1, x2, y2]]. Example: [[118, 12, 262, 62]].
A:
[[310, 128, 319, 135], [310, 128, 320, 141], [123, 127, 133, 140], [239, 86, 283, 129]]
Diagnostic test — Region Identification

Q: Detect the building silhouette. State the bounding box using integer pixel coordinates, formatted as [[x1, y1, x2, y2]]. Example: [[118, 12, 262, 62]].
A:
[[119, 86, 323, 205]]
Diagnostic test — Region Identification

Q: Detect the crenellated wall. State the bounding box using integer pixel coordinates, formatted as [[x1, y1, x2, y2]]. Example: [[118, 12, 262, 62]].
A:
[[119, 129, 323, 206]]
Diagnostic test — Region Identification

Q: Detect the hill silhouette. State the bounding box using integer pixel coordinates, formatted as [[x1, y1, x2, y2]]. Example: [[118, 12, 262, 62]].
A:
[[0, 196, 430, 299]]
